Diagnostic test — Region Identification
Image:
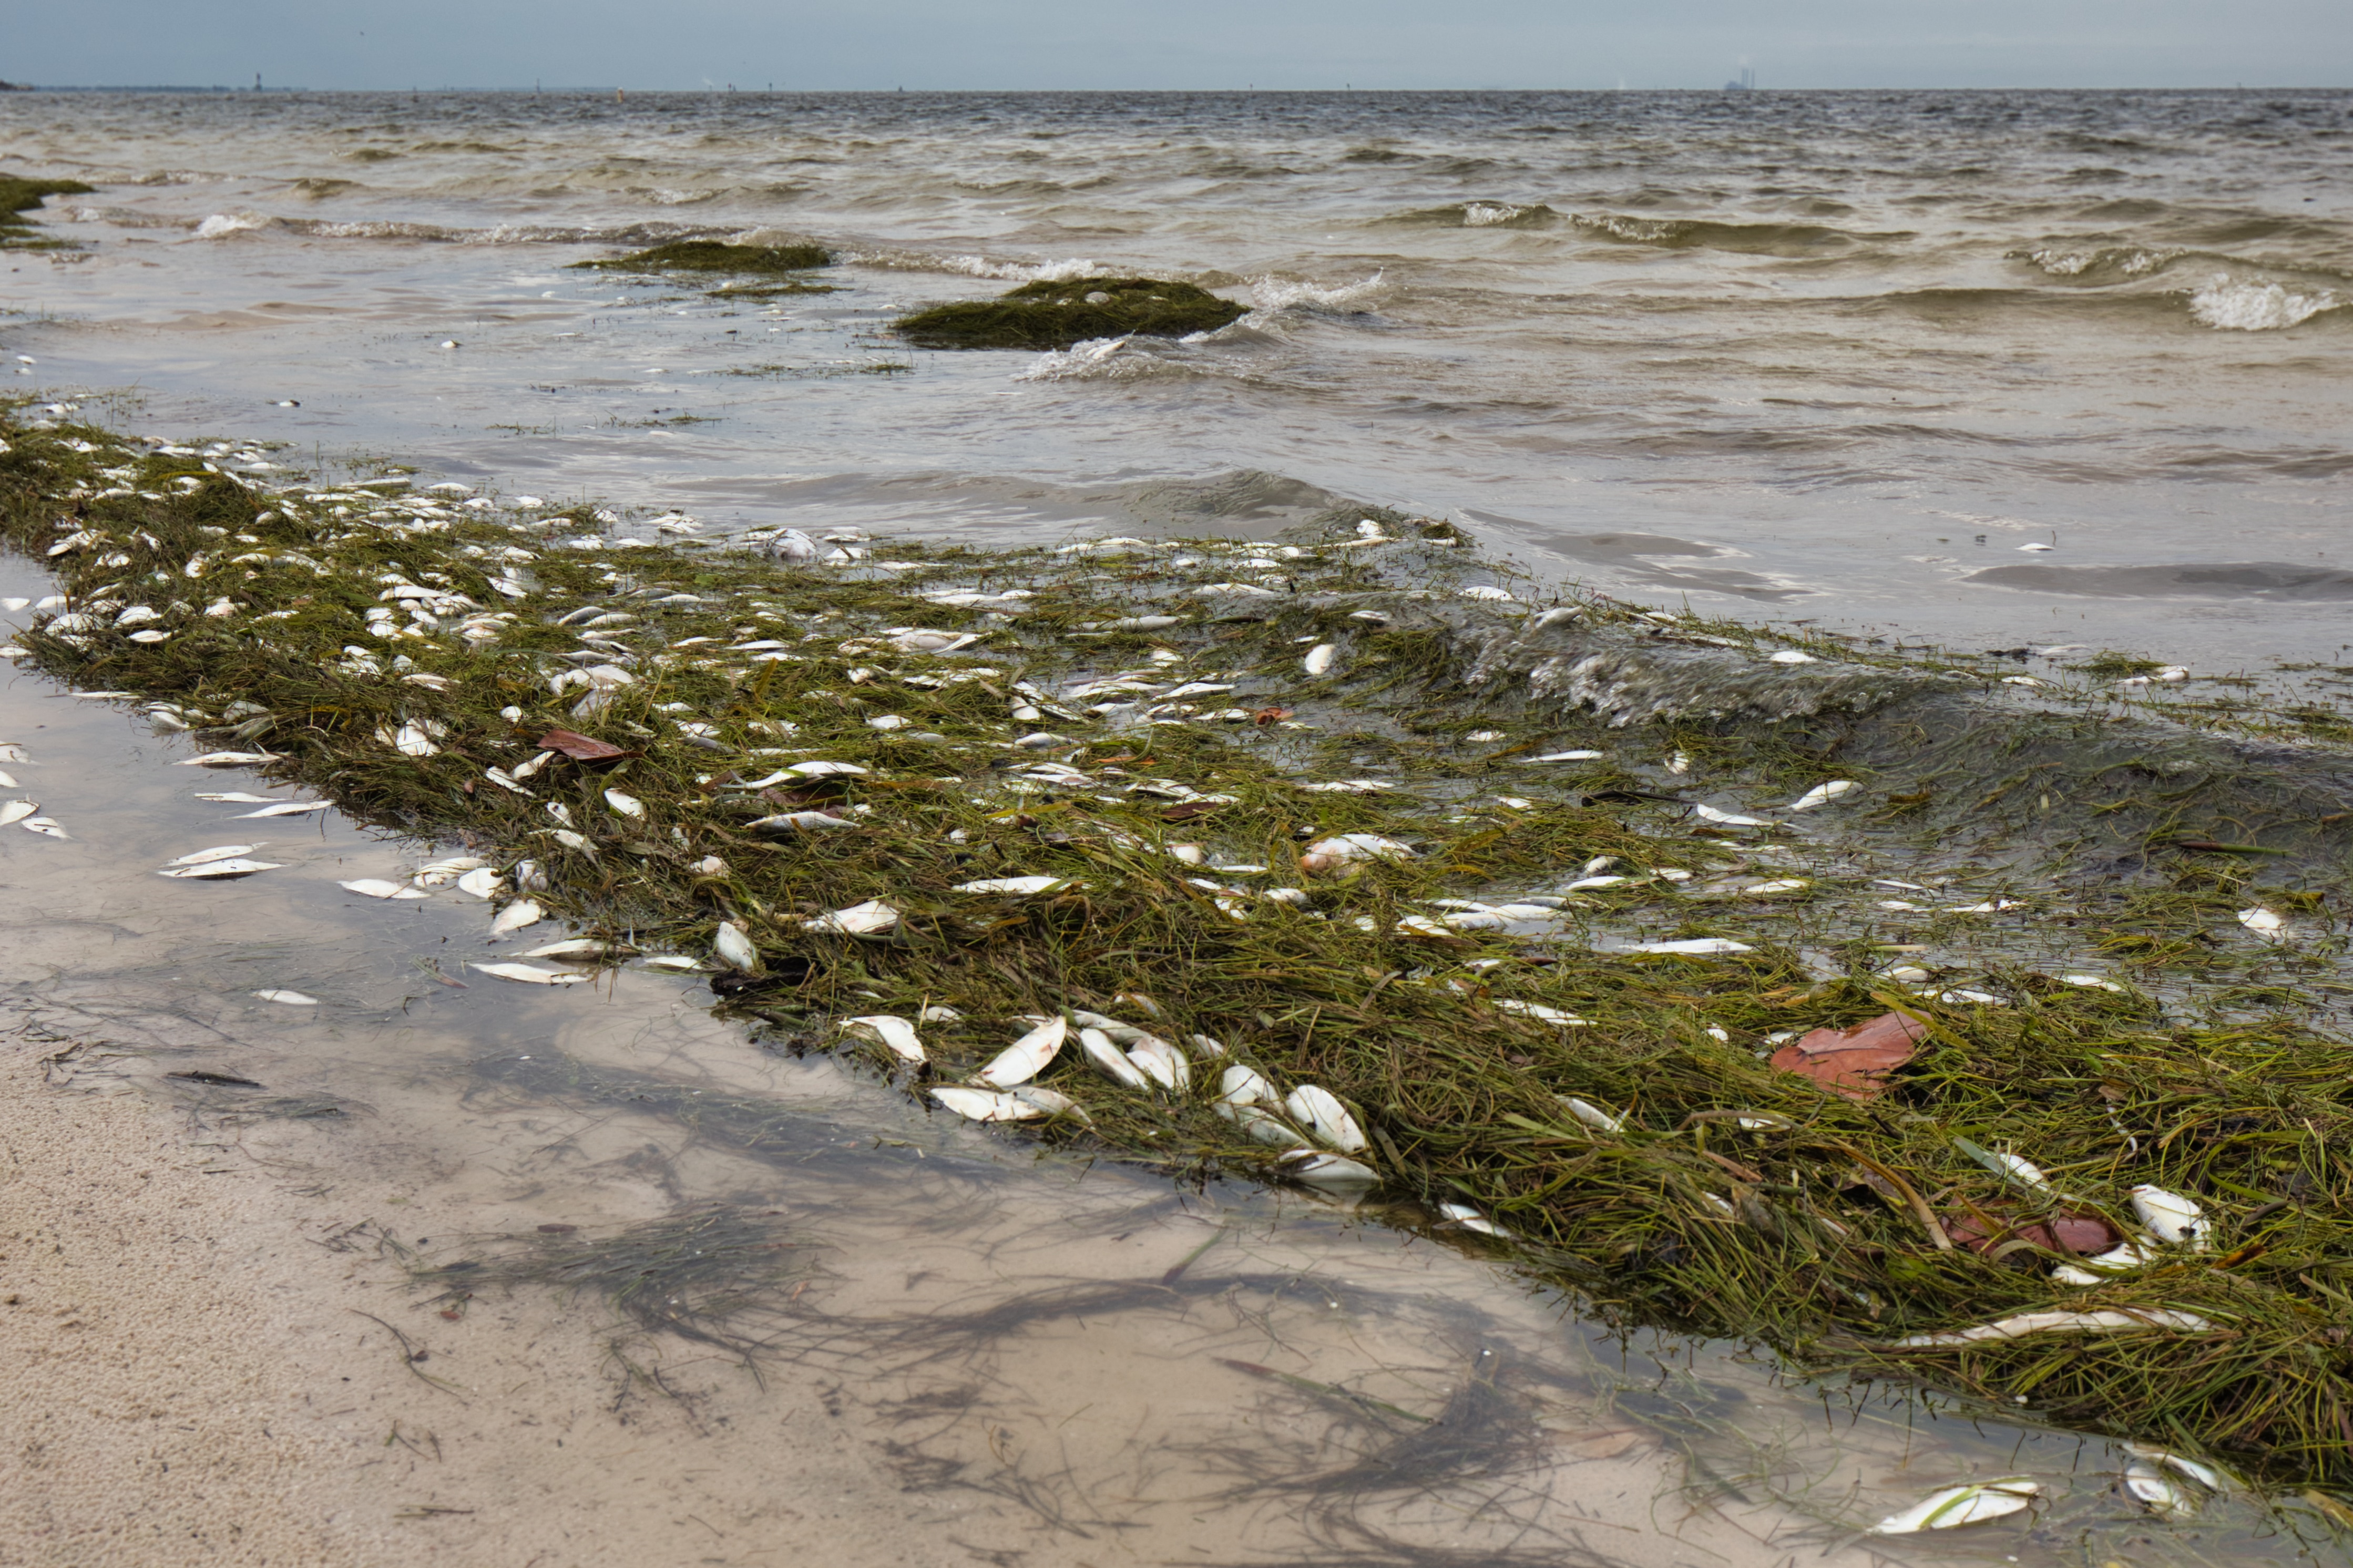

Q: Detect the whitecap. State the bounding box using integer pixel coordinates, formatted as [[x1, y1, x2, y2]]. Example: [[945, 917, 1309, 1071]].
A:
[[2187, 276, 2340, 332]]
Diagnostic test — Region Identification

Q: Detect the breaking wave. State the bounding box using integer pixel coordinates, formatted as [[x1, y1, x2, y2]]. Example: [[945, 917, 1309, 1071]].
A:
[[1381, 201, 1561, 230], [2186, 276, 2343, 331], [1570, 214, 1914, 255], [1246, 272, 1387, 314], [846, 249, 1110, 283]]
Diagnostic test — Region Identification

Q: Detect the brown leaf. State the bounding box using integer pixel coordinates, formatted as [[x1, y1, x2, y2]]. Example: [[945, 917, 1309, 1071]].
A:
[[1945, 1207, 2122, 1258], [1768, 1010, 1926, 1101], [538, 727, 632, 762]]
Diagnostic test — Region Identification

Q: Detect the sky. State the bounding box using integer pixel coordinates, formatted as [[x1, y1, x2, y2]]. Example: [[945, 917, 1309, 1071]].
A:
[[9, 0, 2349, 91]]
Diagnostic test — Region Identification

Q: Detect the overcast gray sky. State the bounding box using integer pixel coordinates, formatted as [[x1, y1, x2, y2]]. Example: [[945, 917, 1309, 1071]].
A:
[[11, 0, 2349, 91]]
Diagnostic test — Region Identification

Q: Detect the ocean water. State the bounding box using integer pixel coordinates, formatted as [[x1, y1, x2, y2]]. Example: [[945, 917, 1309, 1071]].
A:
[[5, 87, 2350, 669], [6, 91, 2353, 1563]]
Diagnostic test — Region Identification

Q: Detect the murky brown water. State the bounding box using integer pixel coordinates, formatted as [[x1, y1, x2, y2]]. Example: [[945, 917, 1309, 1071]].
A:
[[1, 555, 2335, 1566]]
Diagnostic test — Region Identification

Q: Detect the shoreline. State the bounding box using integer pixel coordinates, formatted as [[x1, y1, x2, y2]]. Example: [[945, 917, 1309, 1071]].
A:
[[5, 405, 2353, 1501]]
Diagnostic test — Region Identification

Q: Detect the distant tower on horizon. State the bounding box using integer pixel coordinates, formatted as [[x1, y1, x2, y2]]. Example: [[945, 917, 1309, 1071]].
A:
[[1724, 65, 1755, 91]]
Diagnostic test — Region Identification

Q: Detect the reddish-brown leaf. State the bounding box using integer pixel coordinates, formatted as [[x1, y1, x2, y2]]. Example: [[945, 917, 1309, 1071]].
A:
[[1945, 1208, 2122, 1257], [1768, 1010, 1927, 1101], [538, 727, 631, 762]]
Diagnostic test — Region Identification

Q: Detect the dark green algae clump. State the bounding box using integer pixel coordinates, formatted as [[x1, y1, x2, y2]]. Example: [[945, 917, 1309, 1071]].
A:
[[1, 175, 96, 251], [894, 277, 1248, 350], [571, 239, 836, 297], [14, 412, 2353, 1497]]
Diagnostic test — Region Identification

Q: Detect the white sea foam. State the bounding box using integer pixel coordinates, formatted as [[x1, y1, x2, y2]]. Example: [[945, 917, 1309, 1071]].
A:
[[1461, 201, 1540, 227], [2024, 245, 2177, 278], [1014, 336, 1136, 381], [2187, 275, 2341, 331], [192, 212, 270, 240], [848, 250, 1108, 282], [1247, 272, 1386, 313]]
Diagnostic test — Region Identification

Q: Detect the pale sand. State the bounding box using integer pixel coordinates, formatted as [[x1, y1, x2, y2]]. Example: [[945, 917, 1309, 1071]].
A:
[[0, 1040, 942, 1568]]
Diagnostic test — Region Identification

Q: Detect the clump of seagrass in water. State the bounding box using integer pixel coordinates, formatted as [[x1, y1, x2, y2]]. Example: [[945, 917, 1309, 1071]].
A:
[[894, 276, 1248, 349], [9, 412, 2353, 1492]]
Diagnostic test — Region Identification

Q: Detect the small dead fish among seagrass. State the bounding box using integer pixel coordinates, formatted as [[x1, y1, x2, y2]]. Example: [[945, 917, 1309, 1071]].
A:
[[252, 989, 320, 1006], [1868, 1479, 2040, 1534], [800, 900, 899, 937], [975, 1015, 1068, 1089], [236, 800, 332, 818], [341, 878, 431, 900], [469, 961, 591, 986], [488, 900, 543, 938], [929, 1086, 1042, 1122], [0, 800, 36, 826], [176, 751, 282, 767], [712, 920, 759, 971], [1283, 1084, 1367, 1152], [159, 857, 284, 879], [843, 1014, 926, 1063]]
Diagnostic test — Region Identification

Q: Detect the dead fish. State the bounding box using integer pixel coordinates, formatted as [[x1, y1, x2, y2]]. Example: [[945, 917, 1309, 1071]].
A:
[[1216, 1064, 1277, 1108], [236, 800, 331, 818], [484, 767, 534, 796], [786, 760, 868, 778], [177, 751, 281, 767], [1436, 1202, 1503, 1236], [1299, 833, 1414, 874], [1277, 1149, 1380, 1189], [488, 900, 543, 939], [164, 844, 264, 867], [468, 961, 591, 986], [952, 875, 1075, 896], [193, 792, 279, 803], [713, 920, 759, 971], [1127, 1033, 1191, 1091], [1867, 1479, 2039, 1534], [844, 1014, 926, 1063], [1890, 1308, 2212, 1348], [1080, 1027, 1152, 1089], [455, 866, 502, 899], [1559, 1096, 1625, 1133], [1692, 804, 1768, 827], [252, 989, 320, 1006], [800, 900, 899, 937], [2237, 906, 2286, 940], [0, 800, 36, 827], [929, 1085, 1042, 1123], [378, 720, 442, 757], [341, 878, 431, 900], [1953, 1136, 2050, 1192], [1785, 780, 1857, 811], [547, 829, 592, 853], [603, 788, 644, 818], [20, 817, 67, 839], [1492, 998, 1588, 1025], [2129, 1184, 2209, 1246], [159, 857, 283, 879], [975, 1015, 1068, 1089], [746, 811, 852, 835], [640, 955, 703, 972], [1529, 750, 1605, 763], [1284, 1084, 1367, 1151], [1303, 643, 1337, 675], [1628, 937, 1752, 956], [519, 938, 617, 961]]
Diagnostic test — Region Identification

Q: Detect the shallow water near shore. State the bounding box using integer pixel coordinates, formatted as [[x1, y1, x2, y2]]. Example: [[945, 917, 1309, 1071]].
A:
[[4, 88, 2352, 671], [2, 567, 2344, 1563]]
